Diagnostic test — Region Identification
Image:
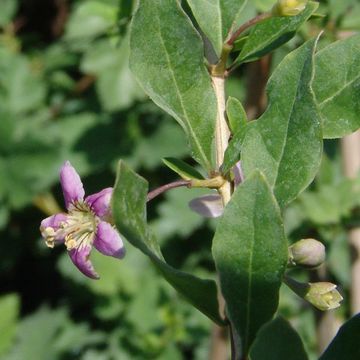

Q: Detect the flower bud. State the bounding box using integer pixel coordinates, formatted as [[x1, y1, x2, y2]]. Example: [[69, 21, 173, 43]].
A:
[[304, 282, 343, 311], [288, 238, 325, 269], [284, 277, 343, 311], [272, 0, 307, 16]]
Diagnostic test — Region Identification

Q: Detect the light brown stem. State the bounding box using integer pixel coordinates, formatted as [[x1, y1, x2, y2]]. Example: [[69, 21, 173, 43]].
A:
[[341, 130, 360, 314], [212, 76, 232, 205]]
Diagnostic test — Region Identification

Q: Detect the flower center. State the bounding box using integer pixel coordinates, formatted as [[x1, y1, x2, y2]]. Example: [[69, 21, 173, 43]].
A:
[[42, 202, 97, 251]]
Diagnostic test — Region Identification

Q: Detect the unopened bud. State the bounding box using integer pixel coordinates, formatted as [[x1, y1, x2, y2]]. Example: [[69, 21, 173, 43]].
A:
[[272, 0, 307, 16], [285, 276, 343, 311], [304, 282, 343, 311], [288, 238, 325, 269]]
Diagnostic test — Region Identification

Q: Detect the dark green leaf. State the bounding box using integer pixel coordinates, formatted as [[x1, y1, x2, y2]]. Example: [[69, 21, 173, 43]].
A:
[[212, 171, 288, 354], [162, 157, 204, 180], [235, 2, 318, 64], [130, 0, 217, 172], [112, 161, 224, 325], [226, 96, 248, 135], [186, 0, 248, 56], [242, 38, 322, 208], [221, 131, 242, 175], [250, 317, 308, 360], [319, 314, 360, 360], [313, 34, 360, 138]]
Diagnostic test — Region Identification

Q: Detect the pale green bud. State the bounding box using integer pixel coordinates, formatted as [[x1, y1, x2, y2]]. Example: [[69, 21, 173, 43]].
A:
[[272, 0, 307, 16], [289, 238, 326, 269], [284, 277, 343, 311], [304, 282, 343, 311]]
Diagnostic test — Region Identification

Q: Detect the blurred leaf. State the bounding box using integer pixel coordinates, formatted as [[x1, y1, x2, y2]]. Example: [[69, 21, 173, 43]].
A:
[[212, 171, 288, 354], [313, 34, 360, 138], [162, 158, 204, 180], [151, 187, 209, 241], [299, 178, 360, 225], [242, 38, 322, 208], [250, 317, 308, 360], [0, 53, 46, 114], [186, 0, 248, 56], [235, 2, 318, 64], [130, 0, 217, 171], [0, 294, 19, 356], [319, 314, 360, 360], [0, 0, 18, 27], [112, 161, 224, 325], [65, 1, 118, 41]]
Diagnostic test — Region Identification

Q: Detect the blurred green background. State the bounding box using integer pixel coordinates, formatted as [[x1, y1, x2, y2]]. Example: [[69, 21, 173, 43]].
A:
[[0, 0, 359, 359]]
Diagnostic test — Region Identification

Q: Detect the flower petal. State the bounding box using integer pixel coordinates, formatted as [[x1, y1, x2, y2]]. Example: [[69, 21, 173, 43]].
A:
[[68, 244, 99, 279], [233, 161, 244, 187], [94, 221, 125, 259], [40, 213, 67, 242], [85, 188, 112, 218], [60, 161, 85, 209], [189, 194, 224, 218]]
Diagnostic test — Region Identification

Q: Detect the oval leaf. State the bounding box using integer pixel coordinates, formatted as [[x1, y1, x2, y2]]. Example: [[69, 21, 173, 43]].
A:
[[212, 171, 288, 355], [241, 38, 322, 208], [112, 161, 224, 325], [235, 2, 318, 64], [130, 0, 217, 172], [250, 317, 308, 360], [313, 34, 360, 138]]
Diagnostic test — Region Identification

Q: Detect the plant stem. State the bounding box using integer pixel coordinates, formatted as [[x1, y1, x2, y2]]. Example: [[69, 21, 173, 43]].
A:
[[341, 130, 360, 314], [226, 12, 272, 46], [147, 180, 190, 202], [212, 75, 232, 205]]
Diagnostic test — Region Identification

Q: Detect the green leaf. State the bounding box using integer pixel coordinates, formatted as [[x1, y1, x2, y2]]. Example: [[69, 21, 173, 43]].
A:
[[162, 157, 204, 180], [313, 34, 360, 138], [221, 97, 248, 174], [235, 2, 318, 64], [0, 0, 18, 27], [241, 38, 322, 208], [250, 317, 308, 360], [130, 0, 217, 172], [64, 1, 118, 40], [319, 314, 360, 360], [112, 161, 224, 325], [0, 294, 19, 355], [221, 132, 242, 175], [212, 171, 288, 354], [186, 0, 248, 56], [226, 96, 248, 135]]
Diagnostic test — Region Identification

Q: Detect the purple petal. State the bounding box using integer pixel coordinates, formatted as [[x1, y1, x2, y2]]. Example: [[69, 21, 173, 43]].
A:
[[233, 161, 244, 187], [86, 188, 112, 218], [94, 221, 125, 259], [60, 161, 85, 209], [69, 244, 99, 279], [40, 213, 67, 242], [189, 194, 224, 218]]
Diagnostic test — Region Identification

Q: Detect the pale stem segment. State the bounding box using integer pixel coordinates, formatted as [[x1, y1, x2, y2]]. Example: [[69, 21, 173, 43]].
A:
[[212, 75, 232, 205]]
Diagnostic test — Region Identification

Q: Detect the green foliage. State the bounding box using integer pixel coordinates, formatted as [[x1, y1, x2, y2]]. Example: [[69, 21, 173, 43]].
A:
[[186, 0, 248, 55], [250, 317, 308, 360], [313, 34, 360, 138], [235, 2, 318, 64], [242, 38, 322, 208], [112, 161, 223, 325], [213, 171, 288, 354], [130, 0, 217, 172], [0, 294, 19, 356]]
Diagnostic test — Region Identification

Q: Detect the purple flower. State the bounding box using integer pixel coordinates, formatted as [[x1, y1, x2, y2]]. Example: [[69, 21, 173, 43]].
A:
[[40, 161, 125, 279]]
